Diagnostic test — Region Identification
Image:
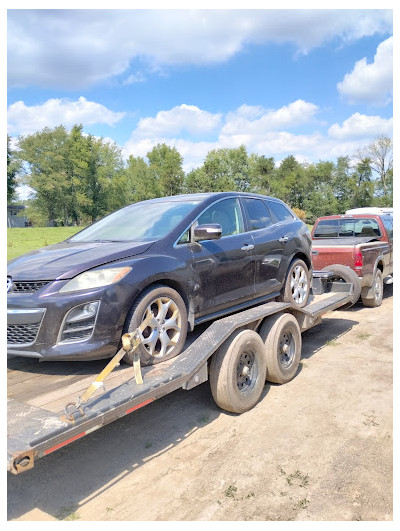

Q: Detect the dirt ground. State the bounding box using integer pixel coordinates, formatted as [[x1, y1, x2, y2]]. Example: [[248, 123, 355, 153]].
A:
[[7, 285, 394, 522]]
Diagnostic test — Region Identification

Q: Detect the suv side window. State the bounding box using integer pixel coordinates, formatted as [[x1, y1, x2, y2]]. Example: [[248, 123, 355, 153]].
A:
[[197, 198, 244, 237], [242, 198, 273, 231], [266, 200, 295, 222]]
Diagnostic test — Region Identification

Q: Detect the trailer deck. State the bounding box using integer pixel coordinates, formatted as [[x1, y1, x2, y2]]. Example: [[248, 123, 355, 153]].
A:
[[7, 279, 352, 474]]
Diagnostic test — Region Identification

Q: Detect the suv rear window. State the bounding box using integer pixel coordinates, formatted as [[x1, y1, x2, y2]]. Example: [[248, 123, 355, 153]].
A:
[[242, 198, 273, 231], [313, 218, 381, 238], [266, 201, 294, 222]]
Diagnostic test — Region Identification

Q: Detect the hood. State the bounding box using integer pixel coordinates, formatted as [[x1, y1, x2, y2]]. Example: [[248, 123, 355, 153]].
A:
[[7, 240, 155, 281]]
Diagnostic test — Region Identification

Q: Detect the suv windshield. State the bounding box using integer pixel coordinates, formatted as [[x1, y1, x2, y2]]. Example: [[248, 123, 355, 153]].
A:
[[69, 200, 200, 242], [313, 218, 381, 238]]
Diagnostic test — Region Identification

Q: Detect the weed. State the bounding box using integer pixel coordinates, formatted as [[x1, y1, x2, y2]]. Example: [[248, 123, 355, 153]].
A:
[[56, 506, 80, 521], [357, 333, 370, 340], [145, 441, 153, 449], [294, 498, 310, 510], [363, 413, 379, 427], [326, 339, 339, 346], [286, 470, 310, 488], [246, 492, 255, 499], [224, 485, 237, 498], [197, 414, 210, 424]]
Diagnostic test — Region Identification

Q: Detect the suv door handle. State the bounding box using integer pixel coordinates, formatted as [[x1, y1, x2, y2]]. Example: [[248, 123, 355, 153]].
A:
[[279, 236, 289, 243], [241, 244, 254, 251]]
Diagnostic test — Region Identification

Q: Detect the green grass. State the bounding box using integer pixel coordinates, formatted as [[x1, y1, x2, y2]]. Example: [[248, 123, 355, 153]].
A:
[[7, 226, 85, 261]]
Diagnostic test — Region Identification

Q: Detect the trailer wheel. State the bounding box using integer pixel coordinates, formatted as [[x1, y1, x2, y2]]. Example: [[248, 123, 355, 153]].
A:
[[278, 258, 310, 308], [322, 264, 361, 308], [361, 269, 383, 308], [123, 284, 188, 366], [209, 329, 267, 414], [259, 313, 302, 384]]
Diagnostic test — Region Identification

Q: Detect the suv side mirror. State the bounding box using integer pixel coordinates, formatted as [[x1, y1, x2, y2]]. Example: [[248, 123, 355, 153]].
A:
[[193, 224, 222, 242]]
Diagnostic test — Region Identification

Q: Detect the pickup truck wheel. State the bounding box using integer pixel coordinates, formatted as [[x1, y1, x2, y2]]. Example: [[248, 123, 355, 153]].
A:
[[278, 258, 310, 308], [123, 284, 188, 366], [259, 313, 301, 384], [362, 269, 383, 308], [322, 264, 361, 308], [209, 329, 267, 414]]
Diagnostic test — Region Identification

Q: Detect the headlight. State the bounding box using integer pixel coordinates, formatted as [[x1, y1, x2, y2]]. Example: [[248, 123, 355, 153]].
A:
[[59, 266, 132, 293]]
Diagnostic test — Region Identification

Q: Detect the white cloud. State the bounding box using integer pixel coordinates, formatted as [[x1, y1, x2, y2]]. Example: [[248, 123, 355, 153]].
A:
[[123, 102, 392, 171], [7, 9, 392, 89], [221, 100, 319, 136], [337, 37, 393, 105], [135, 105, 222, 137], [7, 97, 125, 136], [328, 113, 393, 140]]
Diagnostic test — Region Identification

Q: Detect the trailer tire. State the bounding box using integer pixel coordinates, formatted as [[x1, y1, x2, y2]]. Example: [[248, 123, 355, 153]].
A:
[[259, 312, 302, 384], [322, 264, 361, 308], [361, 269, 383, 308], [123, 284, 188, 366], [277, 258, 310, 308], [209, 329, 267, 414]]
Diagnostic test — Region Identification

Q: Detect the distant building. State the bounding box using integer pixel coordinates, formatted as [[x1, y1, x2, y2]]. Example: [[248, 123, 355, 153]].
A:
[[7, 205, 29, 228]]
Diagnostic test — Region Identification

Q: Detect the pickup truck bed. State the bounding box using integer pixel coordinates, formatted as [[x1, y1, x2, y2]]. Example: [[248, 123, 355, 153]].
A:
[[312, 237, 390, 289]]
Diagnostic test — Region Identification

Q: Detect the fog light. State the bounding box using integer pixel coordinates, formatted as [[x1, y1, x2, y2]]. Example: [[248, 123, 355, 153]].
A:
[[66, 301, 99, 324], [58, 301, 100, 343]]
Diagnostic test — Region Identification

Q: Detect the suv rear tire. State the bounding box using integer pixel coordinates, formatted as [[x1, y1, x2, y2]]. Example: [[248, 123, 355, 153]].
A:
[[277, 258, 310, 308]]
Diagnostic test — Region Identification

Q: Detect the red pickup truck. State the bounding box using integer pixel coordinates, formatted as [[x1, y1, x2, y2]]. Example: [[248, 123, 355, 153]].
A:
[[311, 214, 393, 307]]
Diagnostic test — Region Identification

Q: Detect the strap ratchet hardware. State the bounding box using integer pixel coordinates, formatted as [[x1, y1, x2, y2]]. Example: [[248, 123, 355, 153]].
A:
[[63, 313, 156, 421]]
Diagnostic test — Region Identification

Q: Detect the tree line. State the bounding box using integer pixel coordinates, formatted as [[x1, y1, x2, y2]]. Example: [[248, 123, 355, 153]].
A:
[[7, 125, 393, 226]]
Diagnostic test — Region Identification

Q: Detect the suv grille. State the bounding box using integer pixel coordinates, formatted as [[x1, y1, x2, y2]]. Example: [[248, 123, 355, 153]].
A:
[[11, 281, 49, 293], [7, 323, 40, 345]]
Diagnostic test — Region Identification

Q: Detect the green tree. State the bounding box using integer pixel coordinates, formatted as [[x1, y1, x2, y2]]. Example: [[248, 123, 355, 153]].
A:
[[331, 156, 354, 213], [358, 136, 392, 199], [17, 125, 124, 225], [201, 146, 250, 192], [302, 161, 338, 221], [183, 167, 209, 193], [351, 158, 375, 208], [125, 155, 157, 202], [147, 143, 184, 197], [7, 135, 20, 203], [18, 126, 70, 225], [248, 154, 276, 195], [272, 155, 309, 209]]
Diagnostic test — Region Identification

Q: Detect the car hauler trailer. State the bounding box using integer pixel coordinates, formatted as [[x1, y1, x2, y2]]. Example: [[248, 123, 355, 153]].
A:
[[8, 272, 353, 474]]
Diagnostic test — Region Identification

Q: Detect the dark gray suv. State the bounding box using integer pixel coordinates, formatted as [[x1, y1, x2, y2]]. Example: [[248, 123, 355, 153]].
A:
[[7, 192, 312, 365]]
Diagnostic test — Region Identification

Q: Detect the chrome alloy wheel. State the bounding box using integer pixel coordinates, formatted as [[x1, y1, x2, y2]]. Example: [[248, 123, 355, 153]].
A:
[[236, 350, 256, 392], [290, 264, 309, 305], [141, 296, 182, 359], [278, 331, 296, 369]]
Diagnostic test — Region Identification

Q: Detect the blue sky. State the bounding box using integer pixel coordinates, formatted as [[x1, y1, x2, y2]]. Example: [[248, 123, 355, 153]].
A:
[[6, 6, 394, 190]]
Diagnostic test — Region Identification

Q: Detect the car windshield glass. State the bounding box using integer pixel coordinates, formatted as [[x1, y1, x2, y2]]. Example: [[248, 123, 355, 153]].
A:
[[69, 201, 200, 242]]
